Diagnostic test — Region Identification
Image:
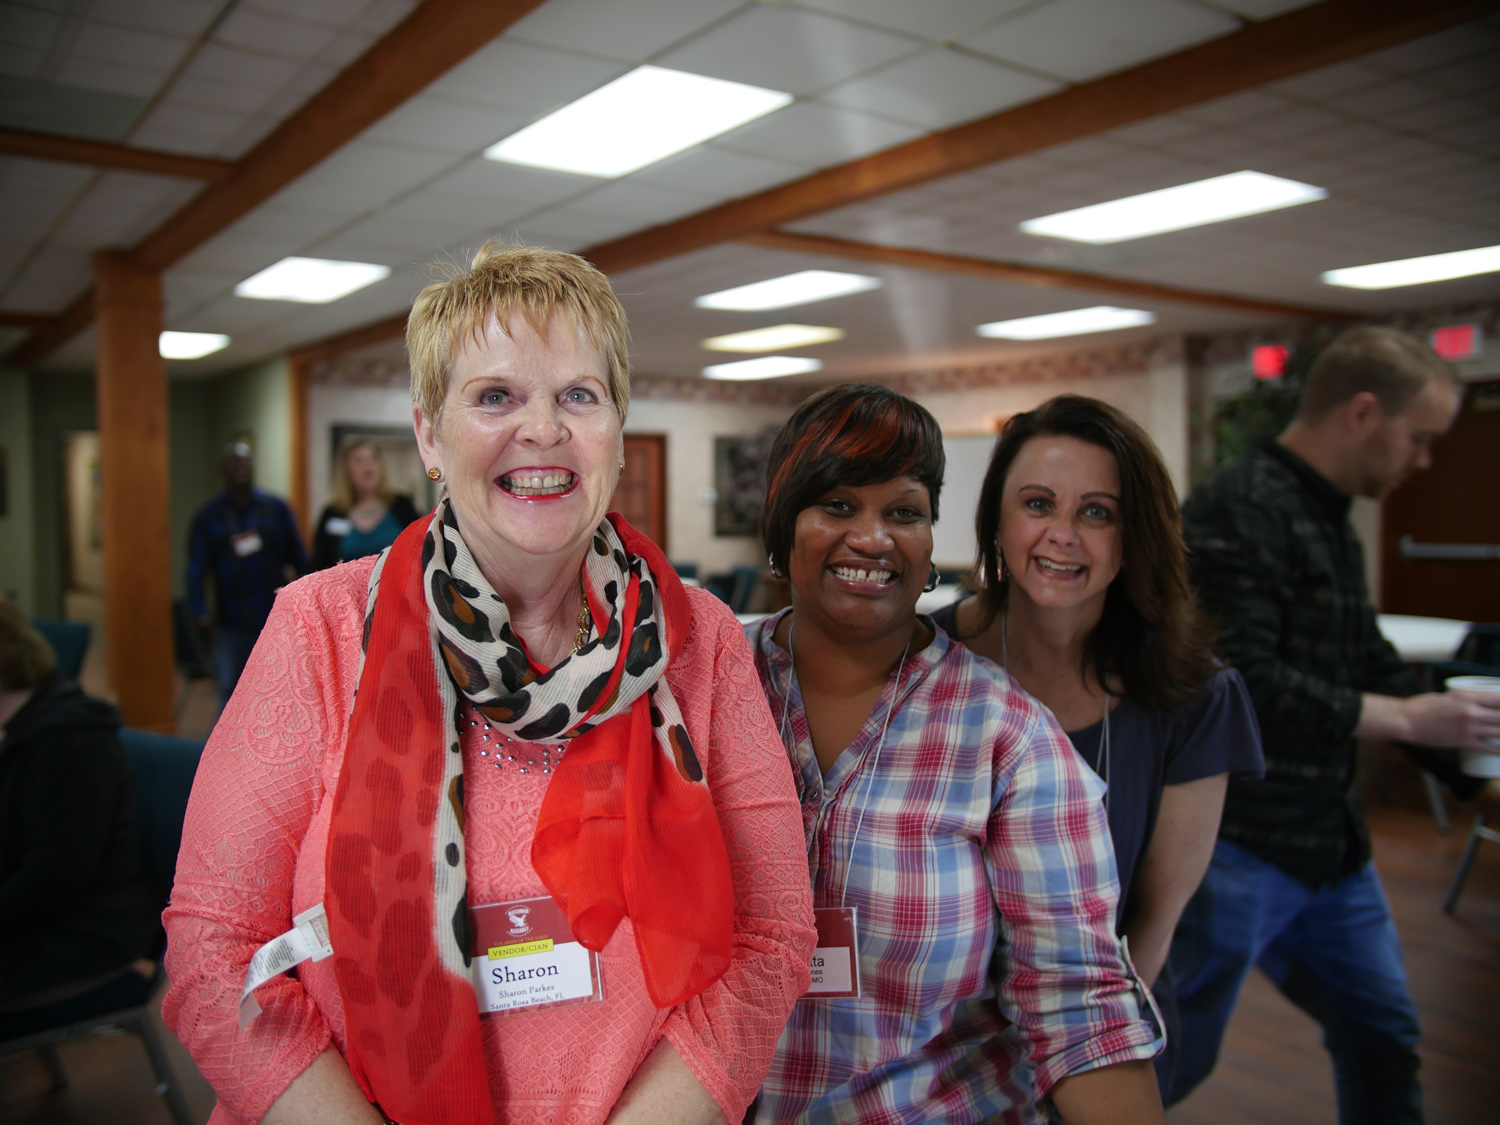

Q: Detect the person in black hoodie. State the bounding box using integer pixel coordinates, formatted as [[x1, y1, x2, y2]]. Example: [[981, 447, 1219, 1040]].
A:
[[0, 599, 159, 1021]]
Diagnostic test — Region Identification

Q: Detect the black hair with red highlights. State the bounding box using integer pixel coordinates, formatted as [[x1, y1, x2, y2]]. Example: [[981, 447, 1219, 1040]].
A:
[[760, 383, 945, 574]]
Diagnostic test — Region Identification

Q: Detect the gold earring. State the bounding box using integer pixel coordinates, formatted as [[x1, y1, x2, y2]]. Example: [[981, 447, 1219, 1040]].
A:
[[618, 462, 625, 476], [427, 467, 443, 482]]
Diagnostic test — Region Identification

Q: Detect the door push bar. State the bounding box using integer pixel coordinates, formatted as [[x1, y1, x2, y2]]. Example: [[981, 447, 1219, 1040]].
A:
[[1398, 536, 1500, 561]]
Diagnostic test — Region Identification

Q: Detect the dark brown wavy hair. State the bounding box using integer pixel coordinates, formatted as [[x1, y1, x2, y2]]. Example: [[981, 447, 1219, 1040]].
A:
[[966, 394, 1216, 711], [760, 384, 945, 576]]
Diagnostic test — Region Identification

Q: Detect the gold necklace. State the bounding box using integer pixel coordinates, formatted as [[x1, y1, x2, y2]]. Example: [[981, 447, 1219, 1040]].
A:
[[572, 594, 592, 655]]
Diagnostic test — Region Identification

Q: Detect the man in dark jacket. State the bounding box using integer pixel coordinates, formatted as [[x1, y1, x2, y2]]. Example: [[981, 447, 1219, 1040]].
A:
[[187, 441, 310, 705], [1166, 328, 1500, 1121], [0, 600, 160, 1018]]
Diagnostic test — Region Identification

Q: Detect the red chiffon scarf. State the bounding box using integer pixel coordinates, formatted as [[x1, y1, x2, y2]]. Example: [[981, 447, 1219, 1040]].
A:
[[323, 510, 733, 1125]]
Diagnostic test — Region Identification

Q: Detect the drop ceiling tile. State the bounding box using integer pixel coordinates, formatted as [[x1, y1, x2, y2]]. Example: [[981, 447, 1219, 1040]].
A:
[[506, 0, 743, 64], [129, 101, 255, 154], [0, 43, 45, 78], [173, 228, 312, 279], [820, 46, 1060, 130], [1234, 103, 1346, 142], [179, 43, 303, 90], [1180, 88, 1291, 126], [960, 0, 1238, 83], [1433, 114, 1500, 154], [362, 94, 526, 154], [714, 101, 922, 167], [175, 291, 301, 334], [312, 215, 480, 267], [425, 157, 597, 214], [520, 205, 646, 247], [1327, 78, 1446, 118], [424, 38, 626, 117], [628, 144, 810, 200], [1105, 113, 1203, 146], [317, 26, 381, 71], [655, 4, 920, 97], [269, 139, 460, 216], [1386, 96, 1493, 133], [793, 0, 1032, 42], [380, 186, 542, 235], [214, 114, 281, 158], [88, 0, 221, 37], [56, 56, 172, 98], [1361, 21, 1500, 74], [164, 271, 236, 314], [1416, 49, 1500, 98], [0, 3, 60, 49], [563, 178, 715, 225], [71, 21, 194, 70], [1267, 60, 1386, 100], [247, 0, 380, 26], [215, 7, 339, 61]]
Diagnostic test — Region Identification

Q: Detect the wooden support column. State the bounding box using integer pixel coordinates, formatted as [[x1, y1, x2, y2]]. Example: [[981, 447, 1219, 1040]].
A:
[[94, 251, 175, 732]]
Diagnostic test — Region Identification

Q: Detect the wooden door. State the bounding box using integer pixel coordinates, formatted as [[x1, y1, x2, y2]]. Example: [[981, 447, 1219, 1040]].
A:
[[1381, 380, 1500, 620], [614, 433, 667, 552]]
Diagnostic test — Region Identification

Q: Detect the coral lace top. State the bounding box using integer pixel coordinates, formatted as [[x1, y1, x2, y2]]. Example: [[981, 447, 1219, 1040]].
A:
[[162, 558, 816, 1124]]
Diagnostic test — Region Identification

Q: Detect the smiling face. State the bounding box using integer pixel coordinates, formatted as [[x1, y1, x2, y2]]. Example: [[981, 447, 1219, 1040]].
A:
[[787, 474, 933, 645], [999, 435, 1123, 616], [413, 309, 621, 587]]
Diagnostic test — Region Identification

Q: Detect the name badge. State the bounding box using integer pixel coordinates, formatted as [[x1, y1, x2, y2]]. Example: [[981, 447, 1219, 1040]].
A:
[[324, 517, 352, 536], [231, 531, 263, 557], [803, 906, 861, 998], [469, 896, 603, 1015]]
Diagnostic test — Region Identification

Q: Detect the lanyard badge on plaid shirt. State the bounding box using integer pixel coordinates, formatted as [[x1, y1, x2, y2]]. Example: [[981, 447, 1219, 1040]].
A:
[[781, 622, 911, 999]]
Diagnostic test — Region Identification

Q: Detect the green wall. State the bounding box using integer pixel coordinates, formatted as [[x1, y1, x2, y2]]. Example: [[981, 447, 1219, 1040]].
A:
[[20, 358, 292, 617], [0, 368, 36, 610]]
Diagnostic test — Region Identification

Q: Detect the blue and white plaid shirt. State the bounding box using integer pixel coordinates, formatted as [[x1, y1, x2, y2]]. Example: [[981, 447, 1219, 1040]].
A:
[[747, 611, 1161, 1124]]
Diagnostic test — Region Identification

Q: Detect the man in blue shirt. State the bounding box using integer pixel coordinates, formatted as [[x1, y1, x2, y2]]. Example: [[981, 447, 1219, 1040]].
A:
[[187, 443, 309, 705]]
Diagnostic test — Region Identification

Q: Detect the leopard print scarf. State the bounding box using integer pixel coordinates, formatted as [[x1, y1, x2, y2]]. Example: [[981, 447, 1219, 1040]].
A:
[[324, 500, 734, 1125]]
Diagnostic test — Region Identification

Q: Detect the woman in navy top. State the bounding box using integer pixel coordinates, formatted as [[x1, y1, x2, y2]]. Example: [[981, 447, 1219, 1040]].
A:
[[312, 440, 420, 569], [931, 395, 1263, 1093]]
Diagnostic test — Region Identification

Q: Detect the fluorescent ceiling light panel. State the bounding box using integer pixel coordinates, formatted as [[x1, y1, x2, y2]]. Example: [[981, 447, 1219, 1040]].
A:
[[701, 324, 845, 352], [485, 65, 792, 178], [159, 331, 229, 359], [695, 270, 882, 311], [1020, 171, 1327, 244], [235, 257, 391, 303], [702, 356, 823, 381], [977, 306, 1156, 340], [1322, 244, 1500, 290]]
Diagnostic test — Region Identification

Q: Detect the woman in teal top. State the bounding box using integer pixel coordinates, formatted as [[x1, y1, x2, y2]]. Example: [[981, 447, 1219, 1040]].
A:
[[312, 440, 421, 569]]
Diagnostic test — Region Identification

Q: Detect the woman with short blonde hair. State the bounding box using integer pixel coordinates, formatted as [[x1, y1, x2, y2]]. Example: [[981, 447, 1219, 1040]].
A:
[[165, 241, 816, 1125]]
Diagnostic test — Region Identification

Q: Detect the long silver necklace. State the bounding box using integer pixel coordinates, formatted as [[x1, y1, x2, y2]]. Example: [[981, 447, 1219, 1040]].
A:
[[1002, 607, 1110, 809], [783, 618, 912, 905]]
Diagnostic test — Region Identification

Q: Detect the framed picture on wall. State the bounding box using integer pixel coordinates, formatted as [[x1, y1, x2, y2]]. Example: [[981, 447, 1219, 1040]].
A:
[[713, 428, 778, 537]]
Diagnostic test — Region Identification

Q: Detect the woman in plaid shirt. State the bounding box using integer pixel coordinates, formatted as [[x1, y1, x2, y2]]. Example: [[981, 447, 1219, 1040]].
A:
[[745, 384, 1164, 1124]]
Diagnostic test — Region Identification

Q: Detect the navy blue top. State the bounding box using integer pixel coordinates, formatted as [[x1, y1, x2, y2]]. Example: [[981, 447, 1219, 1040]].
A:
[[186, 489, 310, 634], [930, 602, 1264, 919]]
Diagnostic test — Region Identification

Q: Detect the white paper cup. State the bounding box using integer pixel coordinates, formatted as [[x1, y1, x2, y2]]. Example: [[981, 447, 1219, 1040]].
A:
[[1445, 675, 1500, 775]]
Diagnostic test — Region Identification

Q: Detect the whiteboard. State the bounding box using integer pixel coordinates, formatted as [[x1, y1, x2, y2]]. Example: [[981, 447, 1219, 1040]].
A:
[[934, 434, 997, 570]]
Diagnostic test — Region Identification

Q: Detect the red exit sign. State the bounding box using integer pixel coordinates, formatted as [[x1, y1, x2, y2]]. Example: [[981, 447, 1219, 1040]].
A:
[[1430, 324, 1482, 360], [1251, 344, 1289, 379]]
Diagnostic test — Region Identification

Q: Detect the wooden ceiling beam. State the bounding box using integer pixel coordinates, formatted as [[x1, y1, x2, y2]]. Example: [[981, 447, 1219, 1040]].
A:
[[741, 230, 1359, 322], [582, 0, 1498, 275], [7, 0, 549, 366], [0, 126, 235, 180]]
